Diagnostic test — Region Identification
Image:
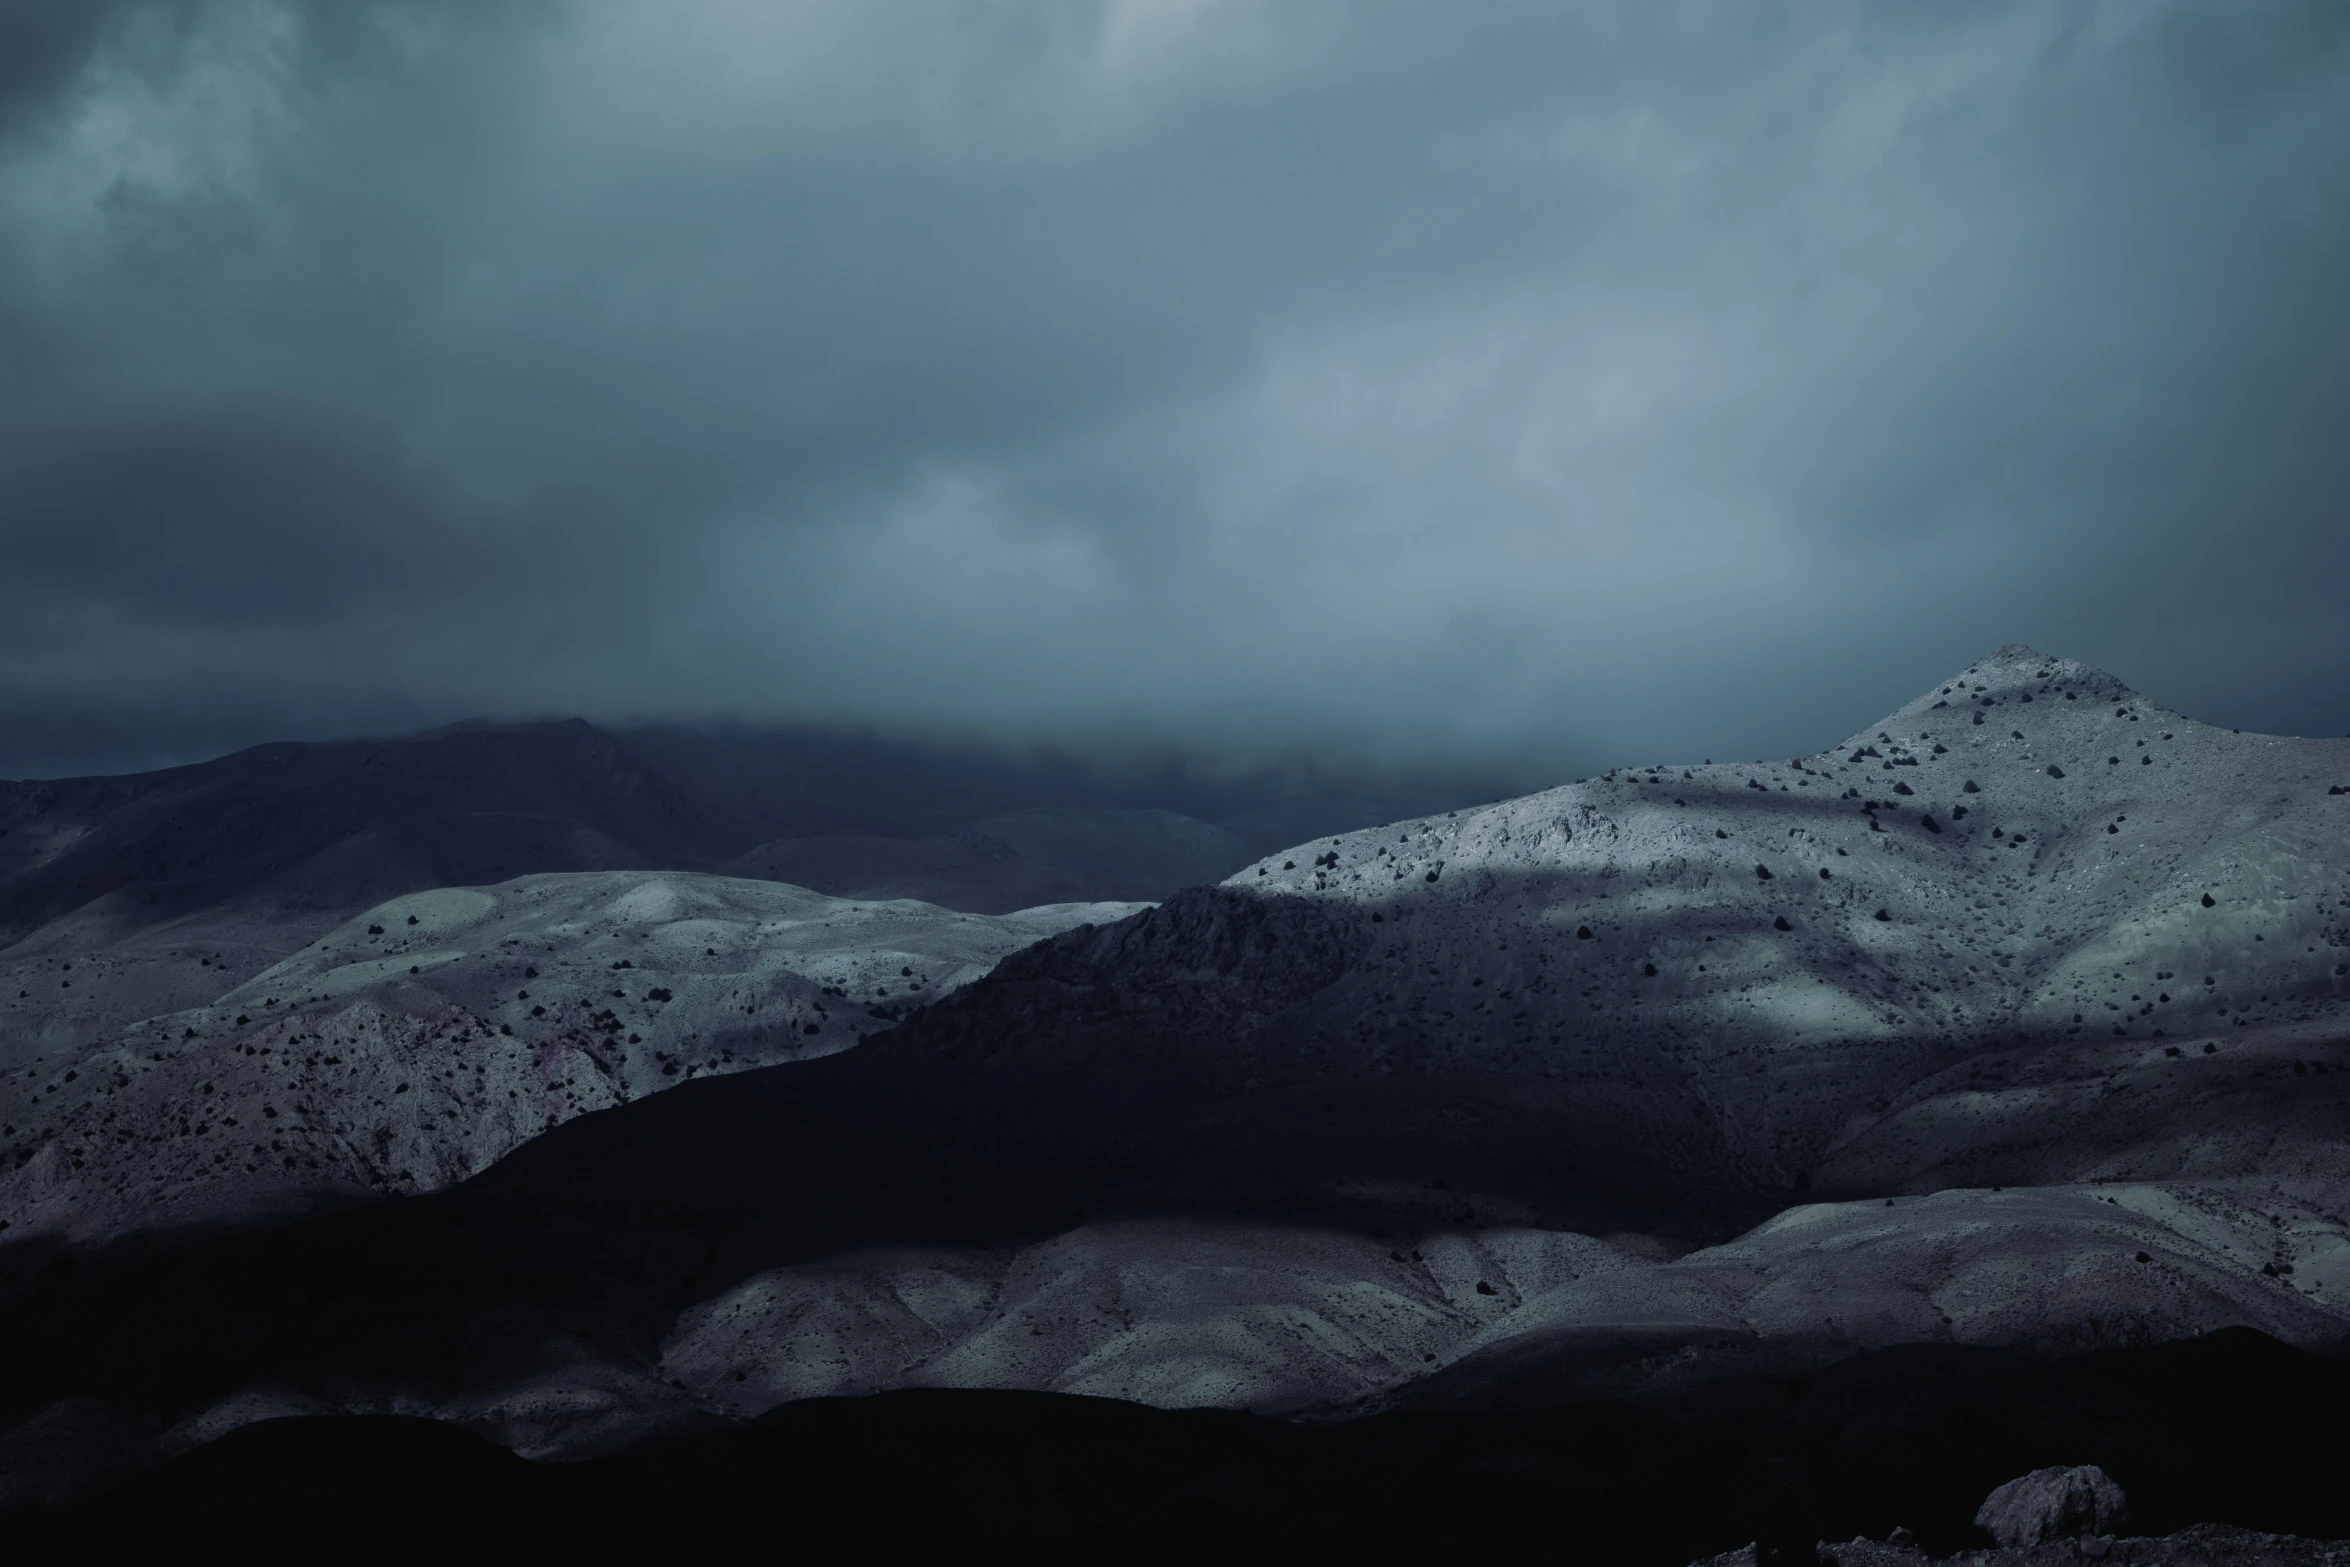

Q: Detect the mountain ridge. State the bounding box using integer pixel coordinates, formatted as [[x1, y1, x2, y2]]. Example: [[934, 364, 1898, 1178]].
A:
[[2, 646, 2343, 1468]]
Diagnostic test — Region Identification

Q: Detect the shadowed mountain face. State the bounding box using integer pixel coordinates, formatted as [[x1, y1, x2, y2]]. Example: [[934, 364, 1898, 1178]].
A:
[[2, 648, 2343, 1468], [1, 721, 1476, 1060], [0, 720, 752, 947], [779, 647, 2350, 1237], [0, 721, 762, 1060]]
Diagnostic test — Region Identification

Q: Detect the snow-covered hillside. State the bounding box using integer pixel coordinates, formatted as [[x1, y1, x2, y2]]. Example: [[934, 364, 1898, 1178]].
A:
[[631, 646, 2350, 1424], [4, 648, 2345, 1467], [1223, 644, 2348, 1196], [0, 873, 1141, 1247]]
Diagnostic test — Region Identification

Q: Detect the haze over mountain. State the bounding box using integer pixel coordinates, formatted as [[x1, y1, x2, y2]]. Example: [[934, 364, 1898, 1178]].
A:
[[4, 650, 2341, 1483]]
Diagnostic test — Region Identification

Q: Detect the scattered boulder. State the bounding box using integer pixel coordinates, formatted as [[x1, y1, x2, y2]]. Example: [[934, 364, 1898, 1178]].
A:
[[1974, 1464, 2128, 1547]]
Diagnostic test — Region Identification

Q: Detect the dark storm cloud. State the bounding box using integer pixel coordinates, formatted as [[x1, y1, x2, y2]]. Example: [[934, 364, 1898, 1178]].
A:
[[2, 0, 2347, 779], [0, 1, 120, 130], [0, 413, 488, 624]]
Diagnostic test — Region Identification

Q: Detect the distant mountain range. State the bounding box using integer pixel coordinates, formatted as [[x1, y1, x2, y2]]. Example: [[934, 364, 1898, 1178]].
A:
[[1, 719, 1504, 1060], [3, 649, 2345, 1547]]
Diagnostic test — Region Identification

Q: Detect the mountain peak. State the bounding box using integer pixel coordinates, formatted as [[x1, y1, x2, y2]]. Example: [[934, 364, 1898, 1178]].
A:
[[1845, 648, 2154, 754]]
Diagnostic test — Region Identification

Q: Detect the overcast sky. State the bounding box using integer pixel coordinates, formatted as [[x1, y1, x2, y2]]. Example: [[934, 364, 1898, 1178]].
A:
[[2, 1, 2346, 780]]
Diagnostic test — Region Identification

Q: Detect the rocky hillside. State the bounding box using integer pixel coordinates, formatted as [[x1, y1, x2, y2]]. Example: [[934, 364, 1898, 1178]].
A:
[[0, 873, 1139, 1249], [2, 647, 2343, 1467]]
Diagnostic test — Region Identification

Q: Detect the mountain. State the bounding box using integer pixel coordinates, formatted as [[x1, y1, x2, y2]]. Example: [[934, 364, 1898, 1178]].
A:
[[0, 719, 755, 945], [2, 648, 2344, 1480], [637, 645, 2343, 1241], [0, 720, 762, 1063], [1, 720, 1499, 1061], [0, 872, 1140, 1250]]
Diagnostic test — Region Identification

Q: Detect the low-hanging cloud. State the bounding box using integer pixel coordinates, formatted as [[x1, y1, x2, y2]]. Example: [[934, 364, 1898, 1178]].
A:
[[2, 0, 2346, 778]]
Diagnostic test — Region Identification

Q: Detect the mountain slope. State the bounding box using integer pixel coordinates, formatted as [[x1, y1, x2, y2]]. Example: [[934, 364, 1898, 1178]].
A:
[[1195, 643, 2350, 1208], [2, 648, 2343, 1460], [0, 721, 1470, 1060], [0, 719, 757, 943], [0, 720, 769, 1063], [0, 873, 1140, 1250]]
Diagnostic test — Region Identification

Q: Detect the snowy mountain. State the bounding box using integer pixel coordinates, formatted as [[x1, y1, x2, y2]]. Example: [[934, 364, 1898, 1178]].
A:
[[0, 873, 1140, 1249], [3, 647, 2344, 1474], [0, 720, 1425, 1062]]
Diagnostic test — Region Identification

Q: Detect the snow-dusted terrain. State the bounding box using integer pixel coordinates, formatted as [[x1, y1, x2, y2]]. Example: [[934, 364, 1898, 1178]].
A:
[[0, 873, 1140, 1248], [615, 647, 2350, 1426], [3, 648, 2346, 1481]]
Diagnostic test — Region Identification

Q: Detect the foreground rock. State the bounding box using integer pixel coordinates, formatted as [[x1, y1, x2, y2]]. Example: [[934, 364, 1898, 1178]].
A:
[[1976, 1465, 2130, 1548]]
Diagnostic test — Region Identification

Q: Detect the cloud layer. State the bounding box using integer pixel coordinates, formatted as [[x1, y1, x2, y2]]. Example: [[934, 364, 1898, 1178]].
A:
[[3, 1, 2346, 777]]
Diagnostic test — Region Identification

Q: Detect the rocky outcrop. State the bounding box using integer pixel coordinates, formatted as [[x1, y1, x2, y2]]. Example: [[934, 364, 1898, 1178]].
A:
[[1976, 1465, 2130, 1547]]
